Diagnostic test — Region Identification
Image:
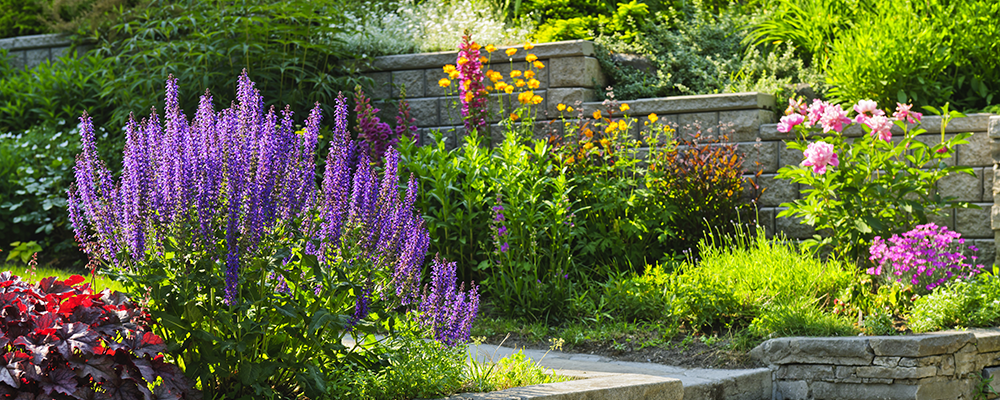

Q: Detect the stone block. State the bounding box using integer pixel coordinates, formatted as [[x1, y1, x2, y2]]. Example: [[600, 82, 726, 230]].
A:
[[600, 92, 775, 116], [675, 112, 719, 137], [855, 365, 937, 379], [775, 210, 816, 239], [719, 109, 776, 142], [938, 169, 983, 202], [956, 204, 993, 238], [973, 329, 1000, 354], [361, 72, 392, 99], [986, 367, 1000, 395], [939, 354, 956, 376], [50, 45, 69, 60], [24, 48, 49, 69], [927, 209, 955, 231], [955, 343, 979, 375], [862, 378, 895, 384], [425, 68, 452, 97], [989, 116, 1000, 138], [984, 167, 994, 202], [976, 352, 1000, 370], [811, 381, 917, 400], [739, 140, 779, 174], [756, 207, 777, 238], [972, 240, 997, 270], [757, 174, 797, 207], [549, 56, 605, 88], [899, 355, 946, 368], [759, 123, 797, 141], [751, 337, 875, 366], [777, 364, 835, 380], [869, 332, 975, 357], [778, 142, 803, 169], [407, 97, 439, 127], [440, 96, 463, 126], [960, 131, 993, 167], [7, 50, 25, 70], [914, 376, 974, 400], [836, 365, 857, 380], [874, 356, 902, 367], [546, 88, 597, 116], [775, 380, 808, 400], [392, 69, 425, 98]]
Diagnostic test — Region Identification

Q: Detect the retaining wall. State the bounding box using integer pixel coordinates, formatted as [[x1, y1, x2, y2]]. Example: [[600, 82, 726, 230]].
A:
[[0, 33, 89, 70], [364, 40, 999, 265], [752, 329, 1000, 400]]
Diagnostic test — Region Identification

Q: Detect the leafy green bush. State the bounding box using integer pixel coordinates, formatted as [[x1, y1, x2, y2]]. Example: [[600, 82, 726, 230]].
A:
[[909, 275, 1000, 333], [339, 335, 469, 399], [0, 0, 47, 38]]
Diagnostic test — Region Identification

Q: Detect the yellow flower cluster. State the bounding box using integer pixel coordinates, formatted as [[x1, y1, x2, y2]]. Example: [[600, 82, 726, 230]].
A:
[[517, 91, 543, 105], [604, 119, 629, 133]]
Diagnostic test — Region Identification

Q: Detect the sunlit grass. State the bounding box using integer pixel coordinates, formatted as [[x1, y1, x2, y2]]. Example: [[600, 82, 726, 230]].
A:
[[1, 263, 126, 293]]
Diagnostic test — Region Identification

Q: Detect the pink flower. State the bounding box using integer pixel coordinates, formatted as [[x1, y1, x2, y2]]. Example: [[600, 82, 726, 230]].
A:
[[893, 103, 922, 124], [853, 99, 878, 115], [806, 99, 827, 126], [786, 97, 807, 116], [802, 141, 839, 174], [865, 115, 893, 142], [819, 104, 852, 133], [777, 113, 805, 133]]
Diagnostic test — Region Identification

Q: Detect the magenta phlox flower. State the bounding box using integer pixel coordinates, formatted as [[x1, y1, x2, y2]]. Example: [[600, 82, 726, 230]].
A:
[[868, 223, 983, 292], [893, 103, 923, 124], [777, 113, 805, 133], [801, 141, 839, 174]]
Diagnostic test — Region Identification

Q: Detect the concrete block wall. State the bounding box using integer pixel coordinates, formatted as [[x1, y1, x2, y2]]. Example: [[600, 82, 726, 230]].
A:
[[752, 329, 1000, 400], [0, 34, 90, 70], [350, 41, 1000, 264]]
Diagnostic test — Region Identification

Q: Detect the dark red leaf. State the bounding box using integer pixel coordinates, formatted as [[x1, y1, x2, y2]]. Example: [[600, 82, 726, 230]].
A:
[[123, 332, 166, 358], [54, 323, 98, 358], [104, 377, 148, 400], [37, 366, 78, 396], [63, 275, 86, 287], [70, 354, 116, 382]]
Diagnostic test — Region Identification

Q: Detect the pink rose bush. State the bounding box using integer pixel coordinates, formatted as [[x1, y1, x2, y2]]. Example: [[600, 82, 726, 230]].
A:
[[775, 98, 976, 261]]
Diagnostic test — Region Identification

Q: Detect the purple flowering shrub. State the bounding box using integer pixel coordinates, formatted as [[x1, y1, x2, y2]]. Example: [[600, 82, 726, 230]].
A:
[[67, 72, 477, 398], [868, 223, 983, 294]]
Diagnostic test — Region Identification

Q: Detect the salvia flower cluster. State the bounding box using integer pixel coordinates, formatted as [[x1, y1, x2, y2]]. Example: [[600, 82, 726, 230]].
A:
[[0, 273, 194, 399], [415, 257, 480, 346], [868, 223, 983, 293], [68, 71, 478, 345]]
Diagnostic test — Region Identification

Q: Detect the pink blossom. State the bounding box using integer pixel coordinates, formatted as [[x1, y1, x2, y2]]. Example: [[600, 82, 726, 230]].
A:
[[865, 115, 893, 142], [777, 113, 805, 133], [786, 97, 807, 116], [819, 104, 852, 133], [802, 141, 839, 174], [853, 99, 878, 115], [806, 99, 827, 126], [893, 103, 922, 124]]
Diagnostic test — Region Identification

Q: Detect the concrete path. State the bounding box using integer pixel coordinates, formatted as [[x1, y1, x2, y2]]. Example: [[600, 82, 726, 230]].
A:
[[466, 342, 772, 400], [342, 335, 772, 400]]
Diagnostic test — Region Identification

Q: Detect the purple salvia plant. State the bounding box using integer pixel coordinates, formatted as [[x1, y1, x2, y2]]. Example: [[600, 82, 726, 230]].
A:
[[69, 71, 479, 345], [417, 257, 480, 345]]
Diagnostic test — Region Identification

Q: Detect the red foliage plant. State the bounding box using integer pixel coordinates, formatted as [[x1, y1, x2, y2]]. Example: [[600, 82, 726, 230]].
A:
[[0, 272, 197, 399]]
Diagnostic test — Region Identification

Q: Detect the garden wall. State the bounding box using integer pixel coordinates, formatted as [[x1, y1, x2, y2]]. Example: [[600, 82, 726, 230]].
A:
[[356, 40, 1000, 264], [752, 329, 1000, 400], [0, 33, 89, 70]]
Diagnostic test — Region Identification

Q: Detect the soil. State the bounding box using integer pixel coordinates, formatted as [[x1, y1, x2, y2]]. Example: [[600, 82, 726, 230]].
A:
[[479, 331, 764, 370]]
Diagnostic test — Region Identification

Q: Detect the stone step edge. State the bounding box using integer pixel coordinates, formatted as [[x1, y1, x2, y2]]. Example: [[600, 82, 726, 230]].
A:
[[437, 370, 682, 400]]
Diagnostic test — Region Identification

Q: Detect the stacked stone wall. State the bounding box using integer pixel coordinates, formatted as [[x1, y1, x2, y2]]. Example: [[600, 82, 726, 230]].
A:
[[0, 34, 90, 70], [752, 330, 1000, 400]]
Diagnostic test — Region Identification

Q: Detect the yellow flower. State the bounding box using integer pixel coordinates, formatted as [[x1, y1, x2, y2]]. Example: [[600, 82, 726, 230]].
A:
[[463, 80, 471, 90], [531, 95, 543, 105], [486, 44, 497, 53], [518, 91, 533, 104], [438, 78, 451, 87], [515, 79, 526, 87], [464, 92, 474, 102], [620, 104, 630, 112], [487, 70, 500, 82], [449, 71, 460, 80], [443, 64, 456, 73], [567, 106, 574, 113], [557, 103, 566, 111], [527, 79, 540, 89], [524, 70, 535, 79], [505, 48, 517, 57], [480, 56, 488, 63], [526, 54, 538, 62], [648, 113, 658, 123], [600, 138, 610, 147], [593, 110, 602, 119], [617, 120, 628, 131], [583, 128, 593, 138], [533, 61, 545, 69], [583, 142, 594, 150], [457, 57, 469, 65], [471, 43, 481, 51], [504, 86, 514, 94], [524, 42, 535, 50], [486, 86, 494, 91], [495, 81, 508, 91], [604, 124, 614, 133], [510, 70, 522, 78]]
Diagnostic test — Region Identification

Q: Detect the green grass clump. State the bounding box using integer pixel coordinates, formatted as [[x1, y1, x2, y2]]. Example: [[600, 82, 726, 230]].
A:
[[909, 275, 1000, 333]]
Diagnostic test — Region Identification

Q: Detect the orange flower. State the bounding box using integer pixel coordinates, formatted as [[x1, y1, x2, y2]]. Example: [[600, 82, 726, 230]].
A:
[[486, 44, 497, 53], [465, 92, 475, 102], [533, 61, 545, 69], [524, 42, 535, 50], [583, 142, 594, 151], [557, 103, 566, 111], [527, 79, 540, 89], [526, 54, 538, 62], [486, 86, 494, 91], [449, 71, 460, 80], [566, 155, 575, 164], [524, 70, 535, 79], [495, 81, 508, 91], [471, 43, 481, 51], [457, 57, 469, 65], [617, 120, 628, 131], [620, 104, 630, 112], [480, 56, 488, 63], [443, 64, 456, 73], [505, 48, 517, 57], [517, 91, 533, 104], [604, 124, 614, 133], [531, 95, 543, 105], [438, 78, 451, 87], [510, 70, 522, 78], [510, 113, 519, 121], [463, 80, 471, 90], [515, 79, 526, 87], [593, 110, 602, 119], [600, 138, 610, 148], [583, 128, 593, 138]]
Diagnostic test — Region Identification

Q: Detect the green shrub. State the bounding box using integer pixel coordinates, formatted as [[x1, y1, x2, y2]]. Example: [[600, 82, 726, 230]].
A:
[[909, 275, 1000, 333], [0, 0, 47, 38], [0, 52, 113, 133], [340, 335, 469, 399]]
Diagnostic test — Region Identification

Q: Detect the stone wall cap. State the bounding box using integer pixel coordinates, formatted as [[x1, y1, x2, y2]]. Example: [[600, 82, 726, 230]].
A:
[[868, 332, 975, 357], [0, 33, 75, 51], [751, 336, 874, 366], [579, 92, 776, 115], [972, 328, 1000, 353], [357, 40, 596, 72], [439, 373, 682, 399], [989, 115, 1000, 139]]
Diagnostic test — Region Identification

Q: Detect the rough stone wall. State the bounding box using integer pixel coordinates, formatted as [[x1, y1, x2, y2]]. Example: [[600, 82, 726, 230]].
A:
[[0, 34, 90, 70], [752, 329, 1000, 400]]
